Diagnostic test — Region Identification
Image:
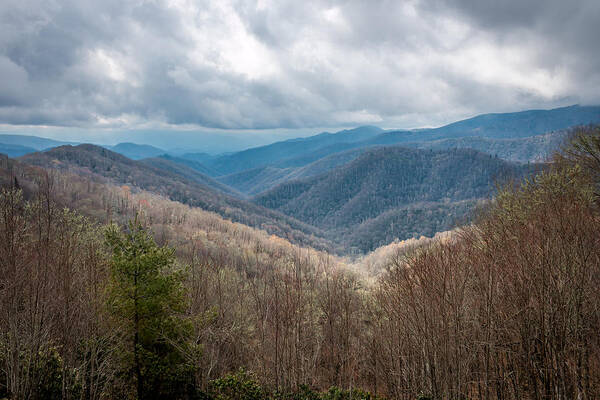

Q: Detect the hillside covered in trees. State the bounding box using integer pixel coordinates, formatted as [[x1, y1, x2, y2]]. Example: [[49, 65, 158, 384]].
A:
[[19, 144, 333, 251], [15, 141, 544, 253], [399, 130, 568, 163], [1, 124, 599, 400], [255, 147, 539, 251]]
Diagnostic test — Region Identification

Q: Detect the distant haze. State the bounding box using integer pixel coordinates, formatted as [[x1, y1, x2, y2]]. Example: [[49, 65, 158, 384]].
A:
[[0, 127, 325, 154]]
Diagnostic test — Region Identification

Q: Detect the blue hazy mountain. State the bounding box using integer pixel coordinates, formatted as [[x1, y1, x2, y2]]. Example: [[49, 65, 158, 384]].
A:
[[156, 154, 219, 177], [215, 131, 567, 196], [200, 105, 598, 181], [107, 142, 169, 160], [0, 143, 38, 158], [205, 126, 384, 175], [200, 105, 598, 177], [103, 129, 323, 154], [0, 134, 72, 151], [368, 104, 600, 145]]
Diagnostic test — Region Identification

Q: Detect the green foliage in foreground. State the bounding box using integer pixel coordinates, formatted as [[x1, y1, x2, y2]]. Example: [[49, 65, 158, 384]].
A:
[[105, 219, 197, 399], [204, 370, 385, 400]]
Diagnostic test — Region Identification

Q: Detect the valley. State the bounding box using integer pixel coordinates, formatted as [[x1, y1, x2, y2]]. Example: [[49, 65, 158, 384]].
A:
[[4, 105, 596, 254]]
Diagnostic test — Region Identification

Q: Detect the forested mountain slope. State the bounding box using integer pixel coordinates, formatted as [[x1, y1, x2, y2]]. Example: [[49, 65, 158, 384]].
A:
[[217, 147, 371, 195], [220, 131, 565, 196], [218, 166, 295, 196], [138, 156, 242, 197], [399, 131, 568, 162], [157, 154, 219, 177], [0, 153, 329, 264], [19, 144, 333, 250], [217, 130, 567, 196], [255, 147, 535, 226], [255, 146, 540, 251]]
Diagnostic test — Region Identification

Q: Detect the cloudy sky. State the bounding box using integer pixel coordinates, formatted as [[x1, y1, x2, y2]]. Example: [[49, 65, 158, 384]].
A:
[[1, 0, 599, 140]]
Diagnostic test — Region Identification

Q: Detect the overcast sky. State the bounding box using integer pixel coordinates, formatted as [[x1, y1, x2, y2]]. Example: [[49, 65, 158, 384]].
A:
[[1, 0, 599, 138]]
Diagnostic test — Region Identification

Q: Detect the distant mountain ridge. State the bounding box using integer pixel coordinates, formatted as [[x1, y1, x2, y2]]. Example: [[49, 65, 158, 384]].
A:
[[426, 104, 599, 139], [193, 105, 599, 181], [0, 143, 38, 158], [204, 126, 384, 175], [6, 103, 590, 253], [0, 135, 175, 160], [106, 142, 168, 160], [367, 105, 600, 145], [214, 131, 566, 196], [0, 134, 73, 150]]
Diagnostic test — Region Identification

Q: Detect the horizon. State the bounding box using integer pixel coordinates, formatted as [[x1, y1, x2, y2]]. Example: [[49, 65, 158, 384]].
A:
[[0, 103, 595, 154]]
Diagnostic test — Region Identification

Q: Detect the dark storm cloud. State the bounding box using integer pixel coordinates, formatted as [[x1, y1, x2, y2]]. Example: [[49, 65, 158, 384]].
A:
[[0, 0, 598, 131], [424, 0, 600, 69]]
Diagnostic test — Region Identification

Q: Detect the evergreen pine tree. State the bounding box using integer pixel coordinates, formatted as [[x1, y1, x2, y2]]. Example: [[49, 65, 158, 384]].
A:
[[105, 218, 194, 399]]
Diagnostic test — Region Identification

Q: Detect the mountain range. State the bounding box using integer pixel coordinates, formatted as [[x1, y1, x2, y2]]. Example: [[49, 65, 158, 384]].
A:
[[2, 104, 600, 253], [20, 144, 332, 251], [191, 105, 598, 177]]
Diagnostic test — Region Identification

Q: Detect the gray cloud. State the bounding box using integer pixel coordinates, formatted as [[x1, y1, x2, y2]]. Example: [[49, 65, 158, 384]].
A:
[[0, 0, 598, 132], [421, 0, 600, 86]]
